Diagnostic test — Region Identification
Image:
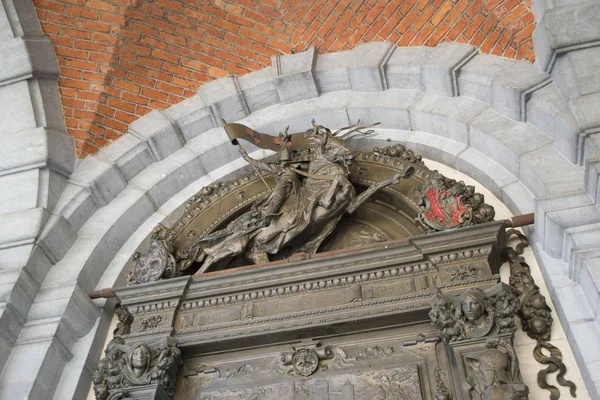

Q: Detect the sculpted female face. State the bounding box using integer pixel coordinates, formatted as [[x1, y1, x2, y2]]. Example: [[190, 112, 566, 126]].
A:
[[461, 292, 484, 322], [131, 346, 150, 375]]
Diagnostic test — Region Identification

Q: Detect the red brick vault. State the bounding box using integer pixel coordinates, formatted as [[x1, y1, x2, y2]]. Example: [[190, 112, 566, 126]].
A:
[[33, 0, 536, 157]]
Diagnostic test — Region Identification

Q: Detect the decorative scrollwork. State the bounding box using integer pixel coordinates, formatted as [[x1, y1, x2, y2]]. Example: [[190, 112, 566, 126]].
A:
[[506, 229, 577, 400]]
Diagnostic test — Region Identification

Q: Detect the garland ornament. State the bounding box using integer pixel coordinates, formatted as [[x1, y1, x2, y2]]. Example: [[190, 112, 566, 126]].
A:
[[506, 229, 577, 400]]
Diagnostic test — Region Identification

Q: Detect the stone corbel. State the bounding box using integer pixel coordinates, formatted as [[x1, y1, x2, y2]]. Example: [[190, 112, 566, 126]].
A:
[[93, 336, 181, 400]]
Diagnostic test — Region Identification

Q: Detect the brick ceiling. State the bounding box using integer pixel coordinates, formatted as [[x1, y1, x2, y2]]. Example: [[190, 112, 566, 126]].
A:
[[33, 0, 536, 157]]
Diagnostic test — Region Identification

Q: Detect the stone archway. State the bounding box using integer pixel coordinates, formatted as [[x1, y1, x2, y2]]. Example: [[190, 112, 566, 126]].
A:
[[1, 5, 600, 395]]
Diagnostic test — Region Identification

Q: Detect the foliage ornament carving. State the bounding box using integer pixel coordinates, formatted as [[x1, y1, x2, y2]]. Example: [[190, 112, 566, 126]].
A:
[[506, 229, 577, 400], [429, 283, 518, 343]]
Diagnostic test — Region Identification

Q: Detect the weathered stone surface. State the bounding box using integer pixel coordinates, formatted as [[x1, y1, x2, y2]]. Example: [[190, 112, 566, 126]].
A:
[[271, 47, 318, 103], [198, 76, 248, 124], [410, 94, 487, 144], [385, 47, 433, 90], [347, 42, 395, 92], [238, 68, 280, 112], [457, 54, 515, 103], [129, 110, 185, 161], [421, 43, 476, 96], [314, 51, 352, 93], [164, 95, 215, 142]]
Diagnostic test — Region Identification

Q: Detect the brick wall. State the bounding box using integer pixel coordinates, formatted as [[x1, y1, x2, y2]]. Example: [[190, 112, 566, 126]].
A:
[[33, 0, 536, 157]]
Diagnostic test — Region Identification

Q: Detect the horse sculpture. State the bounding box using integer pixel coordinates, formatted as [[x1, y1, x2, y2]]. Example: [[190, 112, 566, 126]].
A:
[[172, 121, 414, 275]]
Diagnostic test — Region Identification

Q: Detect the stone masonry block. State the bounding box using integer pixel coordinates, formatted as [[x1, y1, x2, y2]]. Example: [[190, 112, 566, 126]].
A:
[[129, 110, 185, 161], [198, 76, 248, 124], [97, 134, 155, 182], [0, 243, 33, 270], [544, 3, 600, 51], [404, 130, 467, 167], [69, 157, 127, 207], [543, 204, 600, 258], [385, 47, 433, 90], [185, 127, 230, 156], [0, 80, 37, 135], [196, 140, 241, 174], [347, 42, 395, 92], [585, 133, 600, 161], [421, 43, 476, 97], [470, 110, 553, 177], [38, 214, 77, 264], [0, 37, 58, 87], [581, 258, 600, 317], [0, 207, 49, 248], [0, 128, 71, 183], [526, 84, 580, 164], [346, 89, 420, 129], [534, 190, 595, 254], [457, 54, 515, 103], [456, 147, 518, 199], [237, 68, 280, 112], [78, 187, 155, 256], [490, 61, 550, 121], [271, 47, 318, 103], [553, 47, 600, 100], [130, 149, 205, 208], [314, 51, 352, 93], [36, 78, 68, 132], [501, 182, 535, 216], [584, 157, 600, 205], [520, 144, 584, 197], [532, 15, 553, 72], [0, 168, 41, 215], [570, 92, 600, 131], [164, 95, 216, 142], [410, 94, 488, 144], [42, 236, 111, 292], [54, 183, 98, 233]]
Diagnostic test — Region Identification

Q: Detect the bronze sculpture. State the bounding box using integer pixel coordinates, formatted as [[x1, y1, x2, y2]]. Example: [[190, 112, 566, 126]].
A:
[[175, 121, 414, 274]]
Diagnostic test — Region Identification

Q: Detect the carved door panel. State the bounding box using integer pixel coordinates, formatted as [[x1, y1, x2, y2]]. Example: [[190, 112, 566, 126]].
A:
[[174, 324, 451, 400]]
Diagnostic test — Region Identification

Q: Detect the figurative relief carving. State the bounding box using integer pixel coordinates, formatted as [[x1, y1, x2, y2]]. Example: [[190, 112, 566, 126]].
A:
[[357, 345, 395, 360], [429, 283, 518, 343], [506, 229, 577, 400], [291, 348, 320, 376], [447, 265, 482, 281], [139, 315, 163, 331], [175, 120, 414, 276], [463, 338, 528, 400], [129, 120, 497, 284], [197, 365, 422, 400]]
